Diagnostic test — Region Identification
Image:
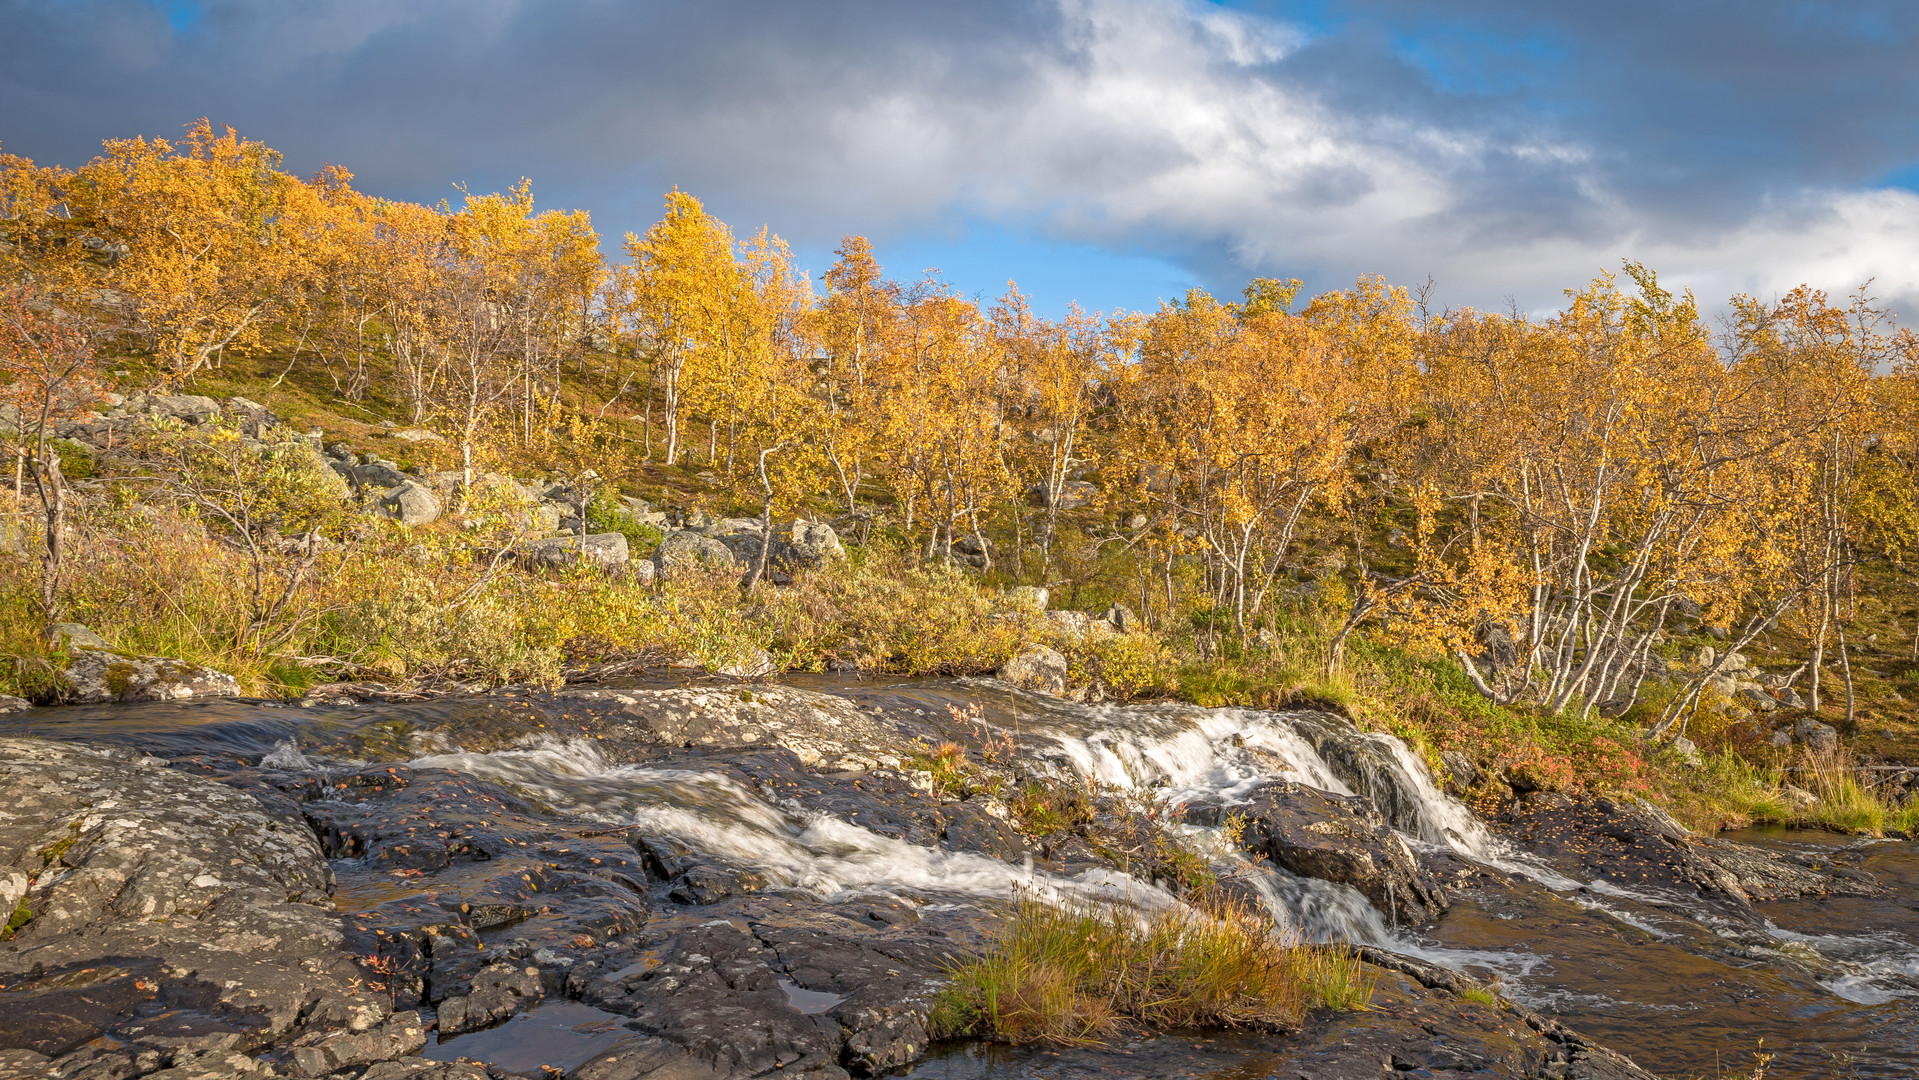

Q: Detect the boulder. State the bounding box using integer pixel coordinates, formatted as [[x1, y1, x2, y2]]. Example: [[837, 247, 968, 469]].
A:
[[46, 622, 112, 651], [350, 461, 410, 490], [375, 481, 442, 526], [1235, 781, 1448, 923], [786, 520, 846, 567], [1027, 479, 1098, 509], [1046, 609, 1091, 639], [652, 529, 743, 580], [148, 394, 221, 425], [1006, 585, 1049, 611], [998, 643, 1068, 697], [1439, 750, 1480, 795], [63, 649, 241, 704], [223, 396, 276, 436], [1736, 686, 1778, 712], [520, 532, 630, 571], [1794, 718, 1840, 755], [389, 428, 440, 443], [1102, 603, 1139, 633]]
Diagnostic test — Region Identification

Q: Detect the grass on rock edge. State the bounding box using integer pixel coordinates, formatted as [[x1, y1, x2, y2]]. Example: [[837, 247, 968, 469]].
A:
[[931, 888, 1372, 1046]]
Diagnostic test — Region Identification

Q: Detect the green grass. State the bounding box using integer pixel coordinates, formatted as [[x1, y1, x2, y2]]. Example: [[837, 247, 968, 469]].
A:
[[932, 889, 1371, 1045]]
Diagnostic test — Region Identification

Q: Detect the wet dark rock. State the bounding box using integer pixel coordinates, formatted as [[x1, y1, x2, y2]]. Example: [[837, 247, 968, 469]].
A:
[[0, 738, 384, 1077], [1440, 749, 1481, 795], [1284, 710, 1430, 835], [1235, 781, 1448, 923], [1497, 793, 1863, 904], [555, 685, 934, 772], [1307, 949, 1661, 1080], [435, 962, 543, 1034]]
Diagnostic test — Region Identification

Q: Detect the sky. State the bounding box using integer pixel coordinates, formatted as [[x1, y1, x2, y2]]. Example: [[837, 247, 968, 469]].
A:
[[3, 0, 1917, 320]]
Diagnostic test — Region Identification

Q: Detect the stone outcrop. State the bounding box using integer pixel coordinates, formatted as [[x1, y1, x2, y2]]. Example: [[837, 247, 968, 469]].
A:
[[1494, 792, 1874, 905], [554, 684, 934, 772], [1233, 781, 1449, 923], [63, 647, 242, 704], [522, 531, 631, 571], [0, 739, 378, 1077], [998, 643, 1068, 697]]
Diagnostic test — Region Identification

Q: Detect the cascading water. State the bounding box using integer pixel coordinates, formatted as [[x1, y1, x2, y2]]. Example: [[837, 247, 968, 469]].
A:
[[406, 738, 1167, 910]]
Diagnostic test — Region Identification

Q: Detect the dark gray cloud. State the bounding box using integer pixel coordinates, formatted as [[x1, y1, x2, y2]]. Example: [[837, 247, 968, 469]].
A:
[[3, 0, 1916, 312]]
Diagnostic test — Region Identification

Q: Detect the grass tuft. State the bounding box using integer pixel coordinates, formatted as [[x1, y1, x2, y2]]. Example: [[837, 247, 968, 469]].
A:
[[932, 888, 1370, 1045]]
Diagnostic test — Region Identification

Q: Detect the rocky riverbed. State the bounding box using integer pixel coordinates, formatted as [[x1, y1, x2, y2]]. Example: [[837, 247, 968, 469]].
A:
[[1, 675, 1914, 1080]]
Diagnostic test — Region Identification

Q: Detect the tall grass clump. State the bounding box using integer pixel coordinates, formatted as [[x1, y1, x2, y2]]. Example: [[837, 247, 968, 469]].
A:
[[932, 888, 1369, 1045], [1795, 746, 1919, 836]]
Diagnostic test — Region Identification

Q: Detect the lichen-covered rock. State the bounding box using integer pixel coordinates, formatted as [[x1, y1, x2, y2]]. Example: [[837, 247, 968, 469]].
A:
[[63, 648, 241, 703], [375, 481, 442, 526], [652, 530, 741, 580], [0, 738, 383, 1074], [998, 643, 1068, 697], [149, 393, 223, 425], [1795, 717, 1840, 754], [522, 531, 630, 571]]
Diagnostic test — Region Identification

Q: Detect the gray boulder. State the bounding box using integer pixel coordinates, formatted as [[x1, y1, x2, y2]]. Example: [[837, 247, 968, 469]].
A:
[[63, 649, 241, 704], [521, 532, 630, 571], [148, 394, 222, 424], [652, 530, 742, 580], [350, 461, 410, 490], [999, 643, 1068, 697], [375, 481, 441, 526], [0, 694, 30, 715], [46, 622, 112, 651], [786, 520, 846, 567], [224, 396, 276, 436], [1737, 686, 1779, 712], [1006, 585, 1049, 611], [1102, 603, 1140, 633], [1795, 718, 1840, 755]]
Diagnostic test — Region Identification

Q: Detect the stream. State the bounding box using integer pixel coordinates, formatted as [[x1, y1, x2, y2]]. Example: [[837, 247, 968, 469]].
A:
[[4, 672, 1916, 1079]]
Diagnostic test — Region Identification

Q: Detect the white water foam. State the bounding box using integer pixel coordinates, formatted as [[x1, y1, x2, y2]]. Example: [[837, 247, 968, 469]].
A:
[[408, 739, 1171, 910]]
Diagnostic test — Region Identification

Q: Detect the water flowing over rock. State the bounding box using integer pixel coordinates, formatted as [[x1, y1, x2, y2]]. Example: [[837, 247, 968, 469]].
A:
[[1233, 781, 1448, 923], [2, 678, 1904, 1078]]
